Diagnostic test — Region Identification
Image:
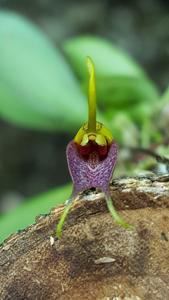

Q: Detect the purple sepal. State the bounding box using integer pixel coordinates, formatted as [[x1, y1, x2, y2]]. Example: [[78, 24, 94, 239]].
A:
[[66, 141, 118, 196]]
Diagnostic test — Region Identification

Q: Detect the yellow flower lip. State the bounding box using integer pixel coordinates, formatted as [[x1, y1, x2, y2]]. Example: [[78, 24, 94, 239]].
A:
[[74, 56, 113, 148], [74, 121, 113, 147]]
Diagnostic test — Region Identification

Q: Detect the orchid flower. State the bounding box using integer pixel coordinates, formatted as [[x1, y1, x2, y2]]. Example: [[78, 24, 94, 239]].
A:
[[56, 57, 132, 238]]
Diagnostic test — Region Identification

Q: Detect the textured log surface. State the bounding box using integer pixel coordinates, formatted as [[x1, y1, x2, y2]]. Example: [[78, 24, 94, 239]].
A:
[[1, 174, 169, 300]]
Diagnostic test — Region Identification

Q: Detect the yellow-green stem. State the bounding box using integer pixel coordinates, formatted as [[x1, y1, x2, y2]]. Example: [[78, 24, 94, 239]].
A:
[[105, 193, 134, 230], [56, 202, 72, 238]]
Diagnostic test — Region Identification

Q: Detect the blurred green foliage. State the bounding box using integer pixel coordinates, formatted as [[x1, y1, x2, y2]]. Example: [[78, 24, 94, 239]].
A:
[[0, 11, 168, 243], [0, 184, 72, 243], [64, 36, 160, 146], [64, 36, 159, 110], [0, 11, 87, 131]]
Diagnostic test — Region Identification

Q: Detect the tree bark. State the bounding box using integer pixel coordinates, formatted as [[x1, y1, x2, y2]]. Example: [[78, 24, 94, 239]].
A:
[[1, 174, 169, 300]]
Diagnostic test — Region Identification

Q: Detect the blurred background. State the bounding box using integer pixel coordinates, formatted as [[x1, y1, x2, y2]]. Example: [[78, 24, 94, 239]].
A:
[[0, 0, 169, 238]]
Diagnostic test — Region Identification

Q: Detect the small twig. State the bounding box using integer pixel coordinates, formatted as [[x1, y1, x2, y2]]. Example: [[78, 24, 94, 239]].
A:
[[128, 147, 169, 166]]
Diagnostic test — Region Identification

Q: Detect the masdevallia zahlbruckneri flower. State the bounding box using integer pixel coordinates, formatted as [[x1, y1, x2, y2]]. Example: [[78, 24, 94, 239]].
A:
[[56, 57, 132, 238]]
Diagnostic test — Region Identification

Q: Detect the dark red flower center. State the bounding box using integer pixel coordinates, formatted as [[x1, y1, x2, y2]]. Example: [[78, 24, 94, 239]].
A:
[[76, 140, 110, 160]]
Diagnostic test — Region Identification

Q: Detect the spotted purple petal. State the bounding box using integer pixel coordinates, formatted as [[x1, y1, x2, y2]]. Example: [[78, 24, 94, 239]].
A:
[[66, 140, 118, 196]]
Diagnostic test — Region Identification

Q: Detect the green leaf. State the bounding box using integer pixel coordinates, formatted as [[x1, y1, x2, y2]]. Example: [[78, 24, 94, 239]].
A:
[[63, 36, 159, 114], [0, 184, 72, 244], [64, 36, 145, 78], [96, 76, 159, 109], [0, 81, 59, 130], [0, 12, 87, 131]]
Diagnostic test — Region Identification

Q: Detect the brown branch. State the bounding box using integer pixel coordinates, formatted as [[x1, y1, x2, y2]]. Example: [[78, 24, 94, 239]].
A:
[[1, 175, 169, 300], [129, 146, 169, 166]]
